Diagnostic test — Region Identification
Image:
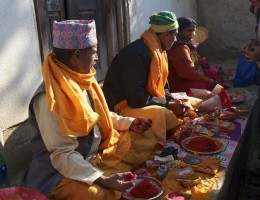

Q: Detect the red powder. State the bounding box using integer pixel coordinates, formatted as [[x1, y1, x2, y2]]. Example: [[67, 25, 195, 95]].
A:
[[130, 179, 158, 199], [124, 173, 137, 182], [186, 137, 219, 152]]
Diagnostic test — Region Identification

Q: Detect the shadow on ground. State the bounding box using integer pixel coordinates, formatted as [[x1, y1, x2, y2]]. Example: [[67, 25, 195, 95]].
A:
[[1, 120, 32, 186]]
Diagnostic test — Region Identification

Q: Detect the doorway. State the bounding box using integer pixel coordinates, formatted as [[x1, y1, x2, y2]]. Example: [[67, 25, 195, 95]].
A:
[[34, 0, 130, 81]]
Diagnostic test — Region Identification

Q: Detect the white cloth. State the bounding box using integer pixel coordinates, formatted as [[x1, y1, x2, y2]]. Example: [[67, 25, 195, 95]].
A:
[[33, 92, 134, 185]]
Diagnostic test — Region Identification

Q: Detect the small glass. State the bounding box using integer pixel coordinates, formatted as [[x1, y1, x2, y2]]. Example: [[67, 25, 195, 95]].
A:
[[176, 166, 194, 179], [215, 107, 221, 117]]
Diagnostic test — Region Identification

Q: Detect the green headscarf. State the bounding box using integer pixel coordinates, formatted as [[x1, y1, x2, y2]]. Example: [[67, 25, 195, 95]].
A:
[[149, 11, 179, 32]]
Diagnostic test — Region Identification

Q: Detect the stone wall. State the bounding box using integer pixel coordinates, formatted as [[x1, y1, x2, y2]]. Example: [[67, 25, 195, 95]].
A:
[[0, 0, 42, 139], [197, 0, 256, 63]]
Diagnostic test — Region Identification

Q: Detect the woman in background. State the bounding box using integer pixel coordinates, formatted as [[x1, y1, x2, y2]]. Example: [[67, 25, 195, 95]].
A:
[[167, 17, 220, 94]]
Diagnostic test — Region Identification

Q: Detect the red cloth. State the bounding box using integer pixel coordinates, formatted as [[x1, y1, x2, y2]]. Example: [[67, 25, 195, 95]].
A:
[[0, 187, 48, 200], [203, 68, 219, 80]]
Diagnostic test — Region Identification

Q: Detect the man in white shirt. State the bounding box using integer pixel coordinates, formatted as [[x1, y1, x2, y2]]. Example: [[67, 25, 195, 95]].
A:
[[25, 19, 156, 200]]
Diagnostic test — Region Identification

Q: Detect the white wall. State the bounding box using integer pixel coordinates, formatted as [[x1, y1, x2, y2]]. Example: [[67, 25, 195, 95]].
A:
[[129, 0, 197, 41], [0, 0, 197, 143], [197, 0, 256, 62], [0, 0, 42, 142]]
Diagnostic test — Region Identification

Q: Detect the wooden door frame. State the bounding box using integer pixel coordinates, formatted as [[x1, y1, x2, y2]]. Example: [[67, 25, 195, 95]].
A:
[[34, 0, 66, 62], [33, 0, 52, 62], [105, 0, 130, 66], [33, 0, 130, 80]]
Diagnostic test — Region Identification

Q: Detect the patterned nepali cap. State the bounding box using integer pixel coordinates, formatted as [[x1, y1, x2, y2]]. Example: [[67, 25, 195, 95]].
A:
[[52, 20, 98, 49]]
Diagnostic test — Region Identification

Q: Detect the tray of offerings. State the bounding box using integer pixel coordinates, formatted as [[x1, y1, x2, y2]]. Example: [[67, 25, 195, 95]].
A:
[[181, 136, 224, 155]]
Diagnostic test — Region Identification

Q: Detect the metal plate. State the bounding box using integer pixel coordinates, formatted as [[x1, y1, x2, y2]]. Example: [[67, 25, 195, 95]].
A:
[[181, 136, 224, 155]]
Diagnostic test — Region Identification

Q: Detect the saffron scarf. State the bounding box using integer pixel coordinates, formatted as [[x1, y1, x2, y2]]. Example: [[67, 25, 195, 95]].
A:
[[42, 53, 120, 150], [141, 28, 168, 98]]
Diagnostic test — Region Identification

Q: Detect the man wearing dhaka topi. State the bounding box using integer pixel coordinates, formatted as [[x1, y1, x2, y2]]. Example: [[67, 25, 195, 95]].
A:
[[24, 19, 158, 200]]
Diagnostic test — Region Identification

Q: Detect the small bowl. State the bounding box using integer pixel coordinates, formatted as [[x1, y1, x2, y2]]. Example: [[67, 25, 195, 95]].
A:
[[122, 176, 163, 200], [177, 174, 201, 188], [165, 191, 192, 200]]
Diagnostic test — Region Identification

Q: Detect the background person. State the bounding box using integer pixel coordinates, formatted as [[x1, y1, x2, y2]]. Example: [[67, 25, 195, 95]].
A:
[[167, 17, 220, 94], [243, 0, 260, 64]]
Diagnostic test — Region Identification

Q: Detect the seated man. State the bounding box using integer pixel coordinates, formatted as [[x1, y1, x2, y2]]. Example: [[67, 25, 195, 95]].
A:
[[25, 20, 158, 200], [103, 11, 185, 145]]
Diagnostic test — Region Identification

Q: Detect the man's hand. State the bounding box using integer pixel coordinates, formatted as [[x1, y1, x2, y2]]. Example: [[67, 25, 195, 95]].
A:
[[129, 117, 152, 134], [167, 100, 189, 118], [95, 172, 135, 192]]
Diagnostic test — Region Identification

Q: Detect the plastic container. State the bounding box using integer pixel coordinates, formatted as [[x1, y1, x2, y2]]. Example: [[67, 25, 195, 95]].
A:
[[156, 164, 167, 181], [177, 174, 201, 188], [176, 166, 194, 179]]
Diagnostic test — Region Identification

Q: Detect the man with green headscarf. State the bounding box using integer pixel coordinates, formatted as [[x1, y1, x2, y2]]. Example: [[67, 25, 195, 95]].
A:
[[103, 11, 187, 146]]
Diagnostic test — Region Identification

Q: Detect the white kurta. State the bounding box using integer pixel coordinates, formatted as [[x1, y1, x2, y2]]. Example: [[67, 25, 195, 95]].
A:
[[33, 91, 134, 185]]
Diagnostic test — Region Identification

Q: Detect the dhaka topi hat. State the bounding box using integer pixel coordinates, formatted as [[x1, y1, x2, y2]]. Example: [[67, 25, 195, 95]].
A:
[[52, 20, 98, 50], [149, 11, 179, 33]]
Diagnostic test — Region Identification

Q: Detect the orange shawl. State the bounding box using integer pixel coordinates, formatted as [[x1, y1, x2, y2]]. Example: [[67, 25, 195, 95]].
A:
[[42, 53, 120, 150], [141, 28, 168, 98]]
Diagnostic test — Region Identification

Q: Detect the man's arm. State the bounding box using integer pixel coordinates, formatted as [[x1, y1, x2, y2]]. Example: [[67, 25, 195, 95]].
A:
[[34, 93, 103, 185], [110, 112, 152, 133], [110, 112, 134, 131]]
